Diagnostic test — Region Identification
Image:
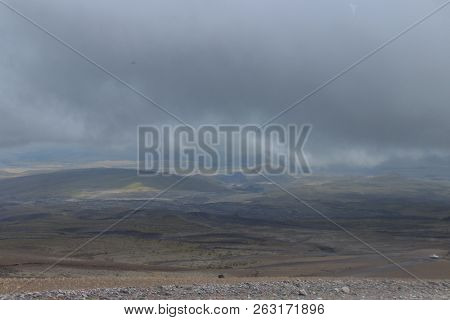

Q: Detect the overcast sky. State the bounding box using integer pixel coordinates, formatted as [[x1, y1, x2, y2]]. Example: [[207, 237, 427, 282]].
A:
[[1, 0, 449, 170]]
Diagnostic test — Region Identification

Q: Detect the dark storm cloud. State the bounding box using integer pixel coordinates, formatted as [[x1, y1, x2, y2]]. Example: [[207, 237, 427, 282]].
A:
[[1, 0, 449, 167]]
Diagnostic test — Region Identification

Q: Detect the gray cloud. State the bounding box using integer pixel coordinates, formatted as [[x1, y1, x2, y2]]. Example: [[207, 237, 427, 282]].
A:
[[1, 0, 450, 169]]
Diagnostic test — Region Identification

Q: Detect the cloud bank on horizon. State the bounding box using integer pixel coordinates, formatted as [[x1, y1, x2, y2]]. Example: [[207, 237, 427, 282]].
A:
[[1, 0, 449, 170]]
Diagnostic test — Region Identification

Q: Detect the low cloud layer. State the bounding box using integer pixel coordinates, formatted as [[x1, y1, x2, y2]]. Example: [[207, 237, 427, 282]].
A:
[[1, 0, 450, 169]]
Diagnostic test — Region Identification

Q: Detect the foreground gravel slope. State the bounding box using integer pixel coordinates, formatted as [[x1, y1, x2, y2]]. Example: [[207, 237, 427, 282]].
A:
[[1, 279, 449, 300]]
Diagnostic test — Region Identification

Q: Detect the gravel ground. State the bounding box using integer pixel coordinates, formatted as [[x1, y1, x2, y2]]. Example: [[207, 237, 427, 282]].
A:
[[1, 279, 449, 300]]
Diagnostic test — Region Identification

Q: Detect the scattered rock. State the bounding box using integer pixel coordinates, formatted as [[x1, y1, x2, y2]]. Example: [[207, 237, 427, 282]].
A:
[[1, 279, 448, 300], [341, 286, 351, 294]]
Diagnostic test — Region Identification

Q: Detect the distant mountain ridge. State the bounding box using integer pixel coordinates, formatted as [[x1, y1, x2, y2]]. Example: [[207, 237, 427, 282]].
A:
[[0, 168, 228, 200]]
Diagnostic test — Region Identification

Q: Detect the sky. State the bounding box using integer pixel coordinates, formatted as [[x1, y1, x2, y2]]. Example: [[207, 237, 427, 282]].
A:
[[1, 0, 450, 171]]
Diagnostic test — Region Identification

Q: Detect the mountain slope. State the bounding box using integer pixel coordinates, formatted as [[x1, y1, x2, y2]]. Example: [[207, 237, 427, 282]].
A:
[[0, 168, 228, 199]]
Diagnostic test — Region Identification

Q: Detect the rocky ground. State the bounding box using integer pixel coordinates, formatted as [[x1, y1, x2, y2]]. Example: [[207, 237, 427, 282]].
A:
[[1, 279, 449, 300]]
